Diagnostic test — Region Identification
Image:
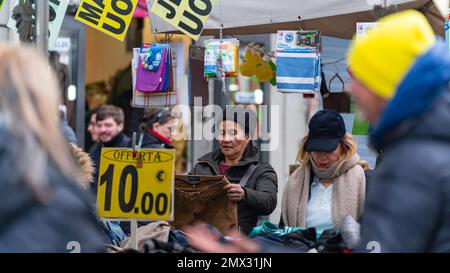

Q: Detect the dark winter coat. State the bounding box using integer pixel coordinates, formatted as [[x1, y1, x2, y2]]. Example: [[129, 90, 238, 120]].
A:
[[0, 129, 104, 252], [359, 42, 450, 252], [192, 142, 278, 235]]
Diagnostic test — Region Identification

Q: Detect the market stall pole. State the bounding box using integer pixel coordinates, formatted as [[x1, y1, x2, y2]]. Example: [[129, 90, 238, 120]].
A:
[[35, 0, 49, 54]]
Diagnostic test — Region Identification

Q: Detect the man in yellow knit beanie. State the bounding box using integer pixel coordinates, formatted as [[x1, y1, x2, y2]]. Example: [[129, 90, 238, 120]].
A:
[[347, 10, 450, 252]]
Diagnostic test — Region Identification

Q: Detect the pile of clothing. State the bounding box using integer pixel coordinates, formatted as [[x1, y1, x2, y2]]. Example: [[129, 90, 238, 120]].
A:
[[248, 217, 360, 253], [105, 221, 198, 253]]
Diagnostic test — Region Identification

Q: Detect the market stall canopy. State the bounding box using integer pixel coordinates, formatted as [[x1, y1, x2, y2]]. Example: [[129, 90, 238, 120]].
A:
[[147, 0, 444, 38]]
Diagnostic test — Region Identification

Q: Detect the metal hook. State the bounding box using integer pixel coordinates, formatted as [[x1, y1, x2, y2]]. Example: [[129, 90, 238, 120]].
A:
[[328, 72, 345, 92], [153, 28, 160, 44]]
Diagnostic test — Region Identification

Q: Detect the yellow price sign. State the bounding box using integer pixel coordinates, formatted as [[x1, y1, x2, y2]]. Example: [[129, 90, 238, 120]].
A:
[[150, 0, 216, 41], [96, 148, 175, 220], [75, 0, 138, 41]]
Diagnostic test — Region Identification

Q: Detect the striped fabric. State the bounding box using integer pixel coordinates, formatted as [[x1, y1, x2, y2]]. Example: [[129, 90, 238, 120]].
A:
[[276, 48, 321, 94]]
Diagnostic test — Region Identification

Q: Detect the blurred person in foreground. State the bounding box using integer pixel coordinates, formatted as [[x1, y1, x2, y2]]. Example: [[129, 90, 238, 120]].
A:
[[0, 45, 104, 252], [347, 9, 450, 252], [68, 143, 127, 248]]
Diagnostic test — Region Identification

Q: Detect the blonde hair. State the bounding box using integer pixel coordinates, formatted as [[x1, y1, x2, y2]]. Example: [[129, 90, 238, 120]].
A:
[[0, 45, 78, 201], [297, 133, 358, 164]]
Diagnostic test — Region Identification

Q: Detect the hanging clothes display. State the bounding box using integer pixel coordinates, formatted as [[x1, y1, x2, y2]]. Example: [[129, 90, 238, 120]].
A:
[[131, 47, 177, 108], [276, 30, 321, 94], [136, 43, 171, 92], [204, 38, 239, 78]]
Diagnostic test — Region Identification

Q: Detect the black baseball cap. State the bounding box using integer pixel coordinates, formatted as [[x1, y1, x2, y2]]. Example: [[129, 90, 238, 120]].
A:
[[305, 110, 346, 152]]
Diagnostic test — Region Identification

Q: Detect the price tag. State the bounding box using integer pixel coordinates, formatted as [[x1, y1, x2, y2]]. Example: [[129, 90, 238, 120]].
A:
[[97, 148, 175, 220]]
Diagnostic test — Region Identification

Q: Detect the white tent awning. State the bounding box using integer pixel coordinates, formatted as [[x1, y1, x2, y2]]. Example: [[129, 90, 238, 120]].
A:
[[147, 0, 414, 33]]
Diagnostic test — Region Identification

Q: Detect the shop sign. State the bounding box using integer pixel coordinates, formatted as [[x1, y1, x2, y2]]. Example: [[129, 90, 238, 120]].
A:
[[75, 0, 138, 41], [96, 148, 175, 220], [149, 0, 216, 41]]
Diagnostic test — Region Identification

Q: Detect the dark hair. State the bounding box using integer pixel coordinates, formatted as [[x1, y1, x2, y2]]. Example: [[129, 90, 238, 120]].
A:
[[96, 105, 124, 125], [90, 106, 100, 117], [221, 106, 257, 137], [140, 108, 173, 130]]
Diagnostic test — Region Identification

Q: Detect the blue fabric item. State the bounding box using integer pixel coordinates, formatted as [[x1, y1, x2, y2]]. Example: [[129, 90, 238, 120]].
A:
[[109, 221, 127, 241], [446, 20, 450, 51], [248, 221, 304, 238], [314, 55, 321, 90], [161, 47, 171, 92], [103, 220, 127, 246], [142, 46, 164, 72], [138, 43, 171, 92], [169, 230, 190, 248], [252, 234, 285, 248], [277, 54, 317, 77], [276, 47, 321, 94], [370, 40, 450, 150]]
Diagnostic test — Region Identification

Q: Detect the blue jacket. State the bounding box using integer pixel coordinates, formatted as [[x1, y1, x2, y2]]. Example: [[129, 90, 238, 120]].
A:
[[359, 41, 450, 252]]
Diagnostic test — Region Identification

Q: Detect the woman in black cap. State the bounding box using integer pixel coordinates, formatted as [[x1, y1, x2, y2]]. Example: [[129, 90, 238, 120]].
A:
[[192, 106, 278, 235], [281, 109, 366, 236]]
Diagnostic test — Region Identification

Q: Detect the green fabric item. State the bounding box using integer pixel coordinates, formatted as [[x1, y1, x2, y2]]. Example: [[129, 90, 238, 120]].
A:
[[350, 98, 370, 135], [248, 221, 304, 238]]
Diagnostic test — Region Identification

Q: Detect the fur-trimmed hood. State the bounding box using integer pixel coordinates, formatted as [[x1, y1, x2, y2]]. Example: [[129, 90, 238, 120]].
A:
[[69, 143, 95, 189]]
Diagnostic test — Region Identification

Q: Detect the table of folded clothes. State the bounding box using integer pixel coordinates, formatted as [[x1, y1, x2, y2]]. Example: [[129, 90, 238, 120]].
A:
[[106, 217, 360, 253]]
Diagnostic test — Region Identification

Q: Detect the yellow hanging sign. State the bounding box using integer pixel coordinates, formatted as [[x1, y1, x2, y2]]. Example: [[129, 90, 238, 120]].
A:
[[75, 0, 138, 41], [150, 0, 216, 41], [96, 148, 175, 220]]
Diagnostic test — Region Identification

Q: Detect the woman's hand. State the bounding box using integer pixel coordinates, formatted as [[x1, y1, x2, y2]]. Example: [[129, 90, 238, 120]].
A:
[[223, 183, 246, 202]]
